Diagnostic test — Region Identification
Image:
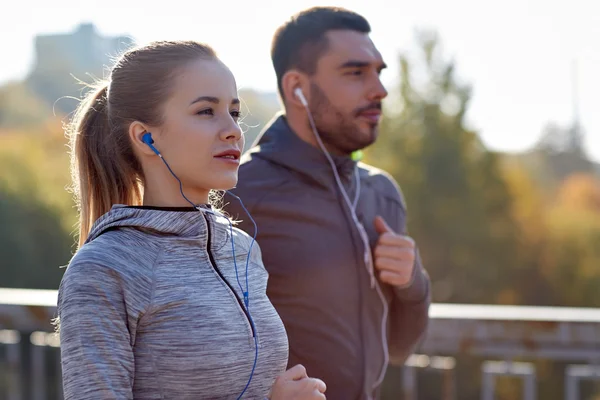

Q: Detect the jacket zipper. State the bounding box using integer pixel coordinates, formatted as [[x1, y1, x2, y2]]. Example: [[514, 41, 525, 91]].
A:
[[341, 170, 389, 395], [203, 213, 256, 337]]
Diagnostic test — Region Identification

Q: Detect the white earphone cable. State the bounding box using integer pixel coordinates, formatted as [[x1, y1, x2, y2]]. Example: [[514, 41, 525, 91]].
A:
[[302, 100, 390, 393]]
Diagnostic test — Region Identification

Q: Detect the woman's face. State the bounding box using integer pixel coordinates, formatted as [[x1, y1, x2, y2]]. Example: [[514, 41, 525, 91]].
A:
[[146, 58, 244, 203]]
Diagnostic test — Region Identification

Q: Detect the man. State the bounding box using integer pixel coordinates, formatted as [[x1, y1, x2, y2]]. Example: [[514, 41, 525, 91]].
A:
[[225, 7, 430, 400]]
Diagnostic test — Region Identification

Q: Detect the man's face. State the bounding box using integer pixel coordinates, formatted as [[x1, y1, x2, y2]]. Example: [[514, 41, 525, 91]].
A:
[[308, 30, 388, 155]]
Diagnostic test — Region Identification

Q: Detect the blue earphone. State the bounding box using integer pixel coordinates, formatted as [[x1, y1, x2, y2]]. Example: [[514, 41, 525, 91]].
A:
[[142, 132, 258, 399], [142, 132, 161, 156]]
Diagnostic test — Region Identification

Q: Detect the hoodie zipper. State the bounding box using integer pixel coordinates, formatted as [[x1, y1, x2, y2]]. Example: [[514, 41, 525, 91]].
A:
[[203, 213, 256, 337], [342, 170, 389, 395]]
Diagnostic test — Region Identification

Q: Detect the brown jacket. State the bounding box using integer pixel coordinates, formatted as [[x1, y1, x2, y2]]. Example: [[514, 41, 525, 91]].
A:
[[224, 114, 430, 400]]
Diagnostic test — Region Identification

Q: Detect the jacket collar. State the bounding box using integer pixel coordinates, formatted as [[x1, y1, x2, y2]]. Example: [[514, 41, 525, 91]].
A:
[[245, 113, 357, 190], [87, 204, 231, 253]]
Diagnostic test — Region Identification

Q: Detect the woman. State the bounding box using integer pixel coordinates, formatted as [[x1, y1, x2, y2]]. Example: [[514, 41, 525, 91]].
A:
[[56, 40, 326, 399]]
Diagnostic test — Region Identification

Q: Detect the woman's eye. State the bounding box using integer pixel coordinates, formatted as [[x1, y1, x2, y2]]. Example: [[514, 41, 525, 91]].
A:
[[196, 108, 214, 116], [230, 110, 242, 119]]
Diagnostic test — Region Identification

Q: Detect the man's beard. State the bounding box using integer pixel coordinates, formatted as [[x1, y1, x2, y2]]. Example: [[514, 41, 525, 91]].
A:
[[308, 82, 379, 155]]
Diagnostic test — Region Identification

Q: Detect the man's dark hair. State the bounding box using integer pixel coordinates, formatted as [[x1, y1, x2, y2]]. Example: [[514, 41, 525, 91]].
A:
[[271, 7, 371, 99]]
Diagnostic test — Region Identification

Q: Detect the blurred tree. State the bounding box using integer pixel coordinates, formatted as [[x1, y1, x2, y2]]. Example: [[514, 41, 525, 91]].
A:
[[0, 183, 72, 289], [556, 173, 600, 213], [541, 173, 600, 307], [372, 29, 600, 400], [0, 119, 75, 226], [497, 159, 554, 305], [238, 89, 282, 152], [0, 82, 53, 128], [0, 122, 74, 289], [528, 122, 596, 190], [366, 30, 519, 304]]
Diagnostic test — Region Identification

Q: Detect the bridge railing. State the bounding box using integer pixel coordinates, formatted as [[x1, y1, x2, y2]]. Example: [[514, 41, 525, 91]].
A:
[[1, 288, 600, 400]]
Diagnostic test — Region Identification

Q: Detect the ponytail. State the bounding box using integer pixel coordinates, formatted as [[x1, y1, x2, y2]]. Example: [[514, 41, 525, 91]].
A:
[[66, 41, 217, 249], [68, 83, 143, 249]]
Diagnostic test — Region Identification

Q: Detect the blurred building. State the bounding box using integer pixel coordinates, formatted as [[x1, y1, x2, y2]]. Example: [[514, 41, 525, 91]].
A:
[[25, 23, 135, 114]]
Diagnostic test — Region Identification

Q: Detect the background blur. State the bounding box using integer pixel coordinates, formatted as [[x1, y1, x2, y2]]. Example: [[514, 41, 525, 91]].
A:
[[1, 0, 599, 399]]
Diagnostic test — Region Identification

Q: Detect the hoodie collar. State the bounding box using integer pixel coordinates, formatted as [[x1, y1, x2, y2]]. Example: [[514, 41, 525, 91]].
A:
[[246, 113, 357, 190], [86, 204, 230, 250]]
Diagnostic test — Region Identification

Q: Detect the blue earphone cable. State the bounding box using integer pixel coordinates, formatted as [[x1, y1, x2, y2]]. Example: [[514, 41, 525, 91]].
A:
[[226, 190, 259, 400], [149, 134, 260, 399], [158, 155, 198, 209], [226, 191, 258, 308]]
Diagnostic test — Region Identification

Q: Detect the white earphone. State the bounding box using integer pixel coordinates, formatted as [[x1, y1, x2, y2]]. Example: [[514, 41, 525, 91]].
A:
[[294, 87, 308, 107]]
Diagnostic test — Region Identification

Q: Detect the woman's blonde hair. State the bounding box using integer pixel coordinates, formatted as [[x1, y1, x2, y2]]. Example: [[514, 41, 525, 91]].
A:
[[67, 40, 217, 249]]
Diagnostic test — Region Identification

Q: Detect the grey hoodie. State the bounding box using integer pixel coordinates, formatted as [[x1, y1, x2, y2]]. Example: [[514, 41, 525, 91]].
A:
[[57, 204, 289, 399]]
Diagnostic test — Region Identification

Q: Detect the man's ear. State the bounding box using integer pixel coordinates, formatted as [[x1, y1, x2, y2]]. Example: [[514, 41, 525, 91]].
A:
[[281, 70, 309, 109]]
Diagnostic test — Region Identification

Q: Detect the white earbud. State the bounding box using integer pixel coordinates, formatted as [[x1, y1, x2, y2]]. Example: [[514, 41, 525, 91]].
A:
[[294, 87, 308, 107]]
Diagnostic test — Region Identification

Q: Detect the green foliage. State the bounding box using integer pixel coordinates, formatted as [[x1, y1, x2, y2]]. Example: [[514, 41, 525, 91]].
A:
[[0, 123, 74, 289], [0, 82, 53, 128], [541, 174, 600, 306], [369, 28, 600, 400], [367, 30, 520, 304], [0, 120, 76, 228], [0, 184, 72, 289]]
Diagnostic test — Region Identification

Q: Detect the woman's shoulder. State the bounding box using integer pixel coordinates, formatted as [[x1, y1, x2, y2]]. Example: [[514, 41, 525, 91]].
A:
[[63, 229, 162, 286], [58, 230, 162, 314]]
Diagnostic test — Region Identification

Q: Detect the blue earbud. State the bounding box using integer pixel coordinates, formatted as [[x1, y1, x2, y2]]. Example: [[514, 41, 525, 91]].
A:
[[142, 132, 161, 156]]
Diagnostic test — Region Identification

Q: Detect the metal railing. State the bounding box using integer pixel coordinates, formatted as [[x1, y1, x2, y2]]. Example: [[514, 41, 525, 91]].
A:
[[1, 288, 600, 399]]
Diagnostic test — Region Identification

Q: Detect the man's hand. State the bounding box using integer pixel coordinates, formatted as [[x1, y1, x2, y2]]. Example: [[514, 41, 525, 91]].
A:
[[373, 216, 416, 287]]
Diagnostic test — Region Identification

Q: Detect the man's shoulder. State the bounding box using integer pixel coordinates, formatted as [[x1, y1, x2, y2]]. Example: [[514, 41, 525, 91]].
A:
[[225, 150, 291, 214], [236, 151, 288, 187], [358, 162, 406, 207], [238, 150, 268, 175]]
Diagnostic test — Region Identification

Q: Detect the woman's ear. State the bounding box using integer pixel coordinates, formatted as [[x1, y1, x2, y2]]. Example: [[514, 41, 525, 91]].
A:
[[129, 121, 157, 157]]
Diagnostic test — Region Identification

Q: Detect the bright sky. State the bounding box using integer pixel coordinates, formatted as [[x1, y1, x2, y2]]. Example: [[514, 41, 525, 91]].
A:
[[1, 0, 598, 161]]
